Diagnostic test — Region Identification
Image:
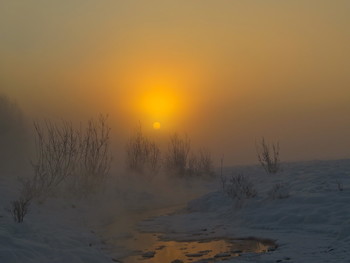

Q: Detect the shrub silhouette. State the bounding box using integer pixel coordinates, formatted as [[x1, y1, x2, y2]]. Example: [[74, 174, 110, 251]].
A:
[[126, 125, 161, 175], [164, 133, 190, 177], [30, 115, 111, 198], [256, 137, 281, 174], [165, 134, 215, 177]]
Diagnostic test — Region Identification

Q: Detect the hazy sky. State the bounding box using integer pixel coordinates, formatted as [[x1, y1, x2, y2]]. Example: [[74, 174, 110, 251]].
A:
[[1, 0, 350, 165]]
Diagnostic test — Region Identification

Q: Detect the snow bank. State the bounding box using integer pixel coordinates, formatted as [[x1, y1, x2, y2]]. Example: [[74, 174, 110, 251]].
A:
[[139, 159, 350, 262]]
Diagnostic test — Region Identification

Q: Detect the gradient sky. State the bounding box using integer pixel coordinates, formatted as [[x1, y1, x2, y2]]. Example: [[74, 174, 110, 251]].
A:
[[1, 0, 350, 165]]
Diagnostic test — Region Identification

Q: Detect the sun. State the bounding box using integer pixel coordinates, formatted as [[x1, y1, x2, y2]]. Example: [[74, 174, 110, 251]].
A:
[[153, 122, 161, 130]]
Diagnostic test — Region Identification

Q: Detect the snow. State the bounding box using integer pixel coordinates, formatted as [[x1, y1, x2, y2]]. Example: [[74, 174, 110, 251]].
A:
[[1, 159, 350, 262], [138, 159, 350, 262], [0, 174, 112, 263]]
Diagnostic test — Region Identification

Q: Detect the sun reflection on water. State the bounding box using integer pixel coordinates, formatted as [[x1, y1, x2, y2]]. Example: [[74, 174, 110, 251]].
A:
[[121, 234, 276, 263]]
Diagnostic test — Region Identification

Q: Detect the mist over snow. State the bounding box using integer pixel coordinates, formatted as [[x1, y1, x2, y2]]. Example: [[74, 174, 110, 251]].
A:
[[0, 94, 349, 263], [1, 1, 350, 262], [0, 96, 214, 262]]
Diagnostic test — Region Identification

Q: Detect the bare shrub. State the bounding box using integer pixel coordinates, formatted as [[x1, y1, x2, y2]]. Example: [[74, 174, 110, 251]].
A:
[[188, 154, 198, 176], [256, 137, 281, 174], [197, 150, 216, 177], [18, 177, 37, 202], [75, 115, 111, 194], [30, 115, 111, 198], [268, 183, 290, 199], [188, 150, 216, 177], [11, 197, 30, 223], [164, 134, 216, 178], [148, 142, 161, 173], [9, 178, 34, 223], [164, 133, 191, 176], [126, 126, 161, 175], [223, 174, 257, 203], [30, 121, 78, 197]]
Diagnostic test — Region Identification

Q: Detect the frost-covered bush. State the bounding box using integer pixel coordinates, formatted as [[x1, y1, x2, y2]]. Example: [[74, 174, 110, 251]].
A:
[[223, 174, 257, 202], [126, 126, 161, 175], [268, 183, 290, 199], [256, 137, 281, 174]]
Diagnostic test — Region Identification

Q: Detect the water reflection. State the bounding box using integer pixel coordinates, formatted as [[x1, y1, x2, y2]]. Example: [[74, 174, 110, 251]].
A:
[[103, 205, 276, 263], [120, 234, 276, 263]]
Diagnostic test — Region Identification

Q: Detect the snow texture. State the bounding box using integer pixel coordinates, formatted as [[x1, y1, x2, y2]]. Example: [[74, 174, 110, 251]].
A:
[[1, 159, 350, 262], [139, 159, 350, 263], [0, 175, 112, 263]]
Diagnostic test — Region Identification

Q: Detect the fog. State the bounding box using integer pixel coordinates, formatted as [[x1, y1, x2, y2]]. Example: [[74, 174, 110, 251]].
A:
[[1, 1, 350, 165], [0, 94, 212, 243], [1, 3, 350, 262]]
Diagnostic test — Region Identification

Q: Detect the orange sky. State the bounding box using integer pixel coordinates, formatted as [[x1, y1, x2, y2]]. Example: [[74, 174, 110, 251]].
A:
[[1, 0, 350, 164]]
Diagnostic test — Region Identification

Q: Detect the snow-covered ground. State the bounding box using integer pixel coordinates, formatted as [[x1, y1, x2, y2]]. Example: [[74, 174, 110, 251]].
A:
[[139, 159, 350, 263], [0, 173, 112, 263], [1, 159, 350, 262], [0, 167, 209, 263]]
